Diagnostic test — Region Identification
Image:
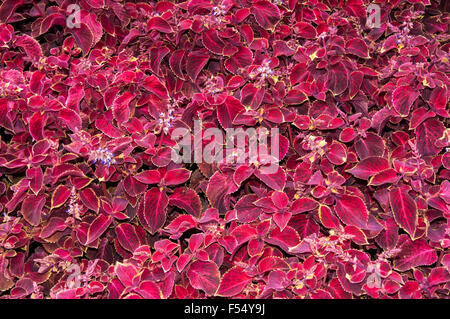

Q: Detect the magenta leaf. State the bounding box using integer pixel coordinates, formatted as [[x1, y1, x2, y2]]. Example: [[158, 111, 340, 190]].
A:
[[216, 268, 252, 297], [140, 187, 168, 234], [168, 187, 201, 217], [21, 194, 45, 226], [186, 260, 220, 296], [335, 195, 368, 229], [392, 86, 419, 116], [346, 156, 390, 180], [86, 213, 113, 245], [250, 1, 281, 30], [394, 236, 438, 272], [346, 39, 369, 58], [389, 187, 418, 238]]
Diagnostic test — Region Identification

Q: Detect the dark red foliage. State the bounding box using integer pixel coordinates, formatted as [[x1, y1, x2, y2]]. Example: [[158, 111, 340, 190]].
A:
[[0, 0, 448, 299]]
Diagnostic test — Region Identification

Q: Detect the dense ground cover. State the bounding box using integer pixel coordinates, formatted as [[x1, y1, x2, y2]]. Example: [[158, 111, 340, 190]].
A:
[[0, 0, 448, 299]]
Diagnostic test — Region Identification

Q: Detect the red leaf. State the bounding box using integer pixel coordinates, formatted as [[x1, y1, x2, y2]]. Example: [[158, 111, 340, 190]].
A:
[[343, 0, 366, 18], [169, 50, 185, 79], [254, 165, 286, 191], [379, 34, 398, 53], [289, 214, 319, 238], [79, 188, 100, 213], [115, 263, 139, 287], [273, 211, 292, 231], [40, 217, 67, 239], [294, 22, 317, 39], [389, 187, 418, 238], [427, 267, 450, 287], [258, 256, 290, 273], [186, 260, 220, 296], [143, 76, 168, 100], [113, 92, 134, 125], [335, 195, 368, 229], [233, 165, 255, 187], [290, 63, 307, 86], [123, 175, 147, 197], [354, 133, 385, 159], [254, 196, 278, 212], [216, 268, 252, 297], [86, 213, 112, 245], [177, 254, 193, 272], [206, 172, 238, 213], [349, 71, 364, 99], [235, 194, 260, 223], [326, 142, 347, 165], [217, 95, 245, 129], [409, 107, 435, 130], [394, 235, 438, 271], [66, 84, 85, 111], [147, 16, 173, 33], [165, 215, 197, 239], [368, 169, 399, 186], [55, 288, 80, 299], [225, 47, 253, 74], [231, 224, 258, 245], [346, 156, 390, 180], [95, 117, 123, 138], [141, 187, 168, 234], [149, 46, 170, 74], [429, 86, 447, 111], [168, 187, 201, 217], [186, 50, 209, 81], [251, 1, 281, 30], [51, 185, 71, 209], [267, 270, 289, 290], [344, 225, 368, 245], [0, 0, 24, 23], [83, 12, 103, 45], [326, 62, 348, 95], [415, 118, 445, 156], [346, 39, 369, 58], [375, 218, 399, 250], [29, 112, 46, 141], [26, 167, 43, 195], [85, 0, 104, 8], [59, 108, 82, 131], [267, 226, 300, 250], [273, 40, 296, 57], [134, 170, 161, 184], [29, 70, 44, 94], [115, 223, 143, 252], [264, 107, 284, 124], [15, 35, 42, 62], [21, 194, 45, 226], [69, 23, 94, 55], [271, 191, 289, 208], [291, 197, 319, 214], [202, 29, 224, 55], [318, 205, 341, 229], [137, 281, 162, 299], [152, 147, 173, 167], [285, 89, 308, 105], [392, 85, 419, 116], [163, 168, 191, 186], [241, 84, 264, 109]]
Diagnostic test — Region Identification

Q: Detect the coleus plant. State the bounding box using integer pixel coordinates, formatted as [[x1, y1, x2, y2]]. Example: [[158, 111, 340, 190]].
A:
[[0, 0, 448, 299]]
